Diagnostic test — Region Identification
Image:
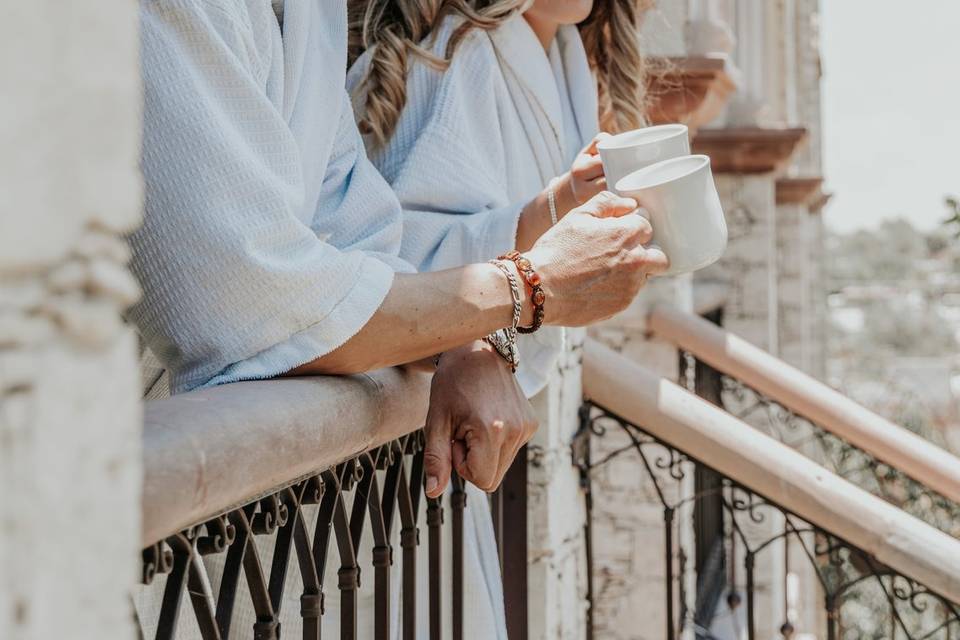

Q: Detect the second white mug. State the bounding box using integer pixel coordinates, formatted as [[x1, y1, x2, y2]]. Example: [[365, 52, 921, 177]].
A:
[[614, 154, 727, 277]]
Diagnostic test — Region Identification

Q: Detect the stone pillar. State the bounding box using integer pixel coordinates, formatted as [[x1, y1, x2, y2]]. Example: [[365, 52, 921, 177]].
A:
[[794, 0, 828, 383], [727, 0, 772, 126], [702, 174, 780, 354], [0, 2, 143, 639], [587, 275, 697, 640], [778, 200, 811, 370], [527, 330, 591, 640], [685, 0, 737, 58]]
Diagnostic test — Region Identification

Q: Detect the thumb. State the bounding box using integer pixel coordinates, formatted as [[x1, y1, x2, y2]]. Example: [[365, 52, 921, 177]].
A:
[[423, 410, 453, 498], [583, 131, 611, 155]]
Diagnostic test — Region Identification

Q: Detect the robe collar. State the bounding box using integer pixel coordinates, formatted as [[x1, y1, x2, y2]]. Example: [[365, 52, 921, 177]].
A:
[[489, 17, 599, 161]]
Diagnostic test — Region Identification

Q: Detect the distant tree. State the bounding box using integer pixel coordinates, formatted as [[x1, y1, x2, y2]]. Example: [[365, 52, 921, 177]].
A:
[[925, 231, 949, 255], [828, 218, 928, 284], [858, 301, 957, 357]]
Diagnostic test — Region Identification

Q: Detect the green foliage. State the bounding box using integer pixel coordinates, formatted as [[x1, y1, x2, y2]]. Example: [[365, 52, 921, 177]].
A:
[[944, 194, 960, 238]]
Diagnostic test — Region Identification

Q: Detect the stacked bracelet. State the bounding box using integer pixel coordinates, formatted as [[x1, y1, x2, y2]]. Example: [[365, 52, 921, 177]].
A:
[[485, 260, 522, 372], [500, 250, 545, 334]]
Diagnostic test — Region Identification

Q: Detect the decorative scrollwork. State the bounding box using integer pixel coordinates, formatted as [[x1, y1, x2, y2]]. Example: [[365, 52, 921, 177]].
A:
[[728, 487, 772, 526], [136, 430, 473, 640], [196, 515, 236, 556], [654, 447, 688, 482]]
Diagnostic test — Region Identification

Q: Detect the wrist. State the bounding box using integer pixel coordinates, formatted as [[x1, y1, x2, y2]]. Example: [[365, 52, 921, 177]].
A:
[[555, 172, 580, 214], [437, 339, 509, 374]]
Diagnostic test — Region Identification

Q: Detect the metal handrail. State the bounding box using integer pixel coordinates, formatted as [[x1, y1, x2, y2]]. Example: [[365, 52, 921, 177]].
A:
[[648, 304, 960, 505], [141, 367, 431, 547], [582, 337, 960, 604]]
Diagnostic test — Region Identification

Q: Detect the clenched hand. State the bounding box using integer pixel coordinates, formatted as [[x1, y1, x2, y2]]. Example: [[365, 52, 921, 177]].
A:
[[423, 340, 538, 498]]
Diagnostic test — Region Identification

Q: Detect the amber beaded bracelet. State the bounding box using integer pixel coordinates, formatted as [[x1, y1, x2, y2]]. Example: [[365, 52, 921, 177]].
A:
[[500, 250, 545, 334]]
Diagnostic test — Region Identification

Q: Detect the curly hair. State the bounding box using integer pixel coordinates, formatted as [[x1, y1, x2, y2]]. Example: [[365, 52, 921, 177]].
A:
[[348, 0, 653, 148]]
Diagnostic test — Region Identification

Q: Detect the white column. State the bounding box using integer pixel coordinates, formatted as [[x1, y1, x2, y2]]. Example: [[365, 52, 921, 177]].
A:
[[685, 0, 737, 58], [640, 1, 691, 57], [0, 2, 143, 639], [728, 0, 772, 125], [783, 0, 799, 125]]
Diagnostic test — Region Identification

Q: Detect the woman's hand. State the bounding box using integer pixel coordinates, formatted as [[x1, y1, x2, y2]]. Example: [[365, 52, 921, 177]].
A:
[[423, 340, 538, 498], [515, 133, 612, 251], [558, 132, 612, 209]]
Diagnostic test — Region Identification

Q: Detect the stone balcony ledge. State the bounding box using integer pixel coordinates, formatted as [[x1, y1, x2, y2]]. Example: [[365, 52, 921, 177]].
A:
[[141, 367, 430, 547], [693, 127, 808, 174], [692, 127, 807, 174], [776, 176, 833, 214]]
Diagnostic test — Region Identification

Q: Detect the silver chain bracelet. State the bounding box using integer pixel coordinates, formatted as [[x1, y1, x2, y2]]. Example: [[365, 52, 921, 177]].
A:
[[547, 176, 560, 226], [485, 259, 522, 372]]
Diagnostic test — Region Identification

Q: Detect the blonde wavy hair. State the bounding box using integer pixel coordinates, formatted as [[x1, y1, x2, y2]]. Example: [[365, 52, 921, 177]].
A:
[[348, 0, 654, 148]]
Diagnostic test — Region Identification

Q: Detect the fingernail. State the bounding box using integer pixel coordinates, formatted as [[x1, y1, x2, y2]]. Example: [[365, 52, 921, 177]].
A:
[[426, 476, 439, 494]]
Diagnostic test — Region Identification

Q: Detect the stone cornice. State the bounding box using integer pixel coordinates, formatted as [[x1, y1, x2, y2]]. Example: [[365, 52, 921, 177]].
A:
[[692, 127, 808, 174], [775, 176, 824, 206], [810, 190, 833, 214], [646, 56, 738, 134]]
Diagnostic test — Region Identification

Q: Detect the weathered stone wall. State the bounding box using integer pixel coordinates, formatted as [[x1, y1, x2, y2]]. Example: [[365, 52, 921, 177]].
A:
[[701, 174, 780, 355], [778, 202, 810, 370], [0, 2, 143, 638], [528, 330, 591, 639], [588, 276, 696, 640]]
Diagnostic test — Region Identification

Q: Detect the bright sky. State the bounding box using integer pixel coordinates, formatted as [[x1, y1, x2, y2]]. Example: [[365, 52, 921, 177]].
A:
[[820, 1, 960, 233]]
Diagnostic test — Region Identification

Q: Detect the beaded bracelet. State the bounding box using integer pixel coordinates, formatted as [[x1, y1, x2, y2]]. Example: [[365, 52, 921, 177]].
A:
[[500, 250, 545, 334]]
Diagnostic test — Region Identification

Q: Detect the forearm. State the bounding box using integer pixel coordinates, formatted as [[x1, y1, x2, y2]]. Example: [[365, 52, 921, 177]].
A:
[[289, 263, 530, 375]]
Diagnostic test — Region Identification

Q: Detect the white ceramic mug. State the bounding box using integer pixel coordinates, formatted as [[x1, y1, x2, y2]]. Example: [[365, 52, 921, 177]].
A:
[[597, 124, 691, 189], [614, 154, 727, 276]]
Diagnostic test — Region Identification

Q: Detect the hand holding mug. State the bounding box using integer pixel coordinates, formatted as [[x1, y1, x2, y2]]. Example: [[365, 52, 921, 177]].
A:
[[525, 191, 669, 327]]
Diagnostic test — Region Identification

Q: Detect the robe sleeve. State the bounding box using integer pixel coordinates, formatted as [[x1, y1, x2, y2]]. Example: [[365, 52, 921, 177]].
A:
[[129, 0, 396, 393], [351, 29, 527, 273]]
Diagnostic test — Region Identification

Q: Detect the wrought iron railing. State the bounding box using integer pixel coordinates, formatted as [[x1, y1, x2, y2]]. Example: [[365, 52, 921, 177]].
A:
[[134, 370, 528, 640], [716, 370, 960, 539], [647, 305, 960, 509], [648, 305, 960, 539], [578, 337, 960, 640], [139, 433, 442, 639]]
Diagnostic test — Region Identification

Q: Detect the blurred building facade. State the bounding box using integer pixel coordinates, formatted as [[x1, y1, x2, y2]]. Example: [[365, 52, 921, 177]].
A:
[[587, 1, 832, 637]]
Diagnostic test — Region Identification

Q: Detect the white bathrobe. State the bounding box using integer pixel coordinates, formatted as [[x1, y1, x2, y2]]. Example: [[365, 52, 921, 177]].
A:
[[349, 14, 600, 640], [349, 15, 599, 398], [130, 0, 412, 396]]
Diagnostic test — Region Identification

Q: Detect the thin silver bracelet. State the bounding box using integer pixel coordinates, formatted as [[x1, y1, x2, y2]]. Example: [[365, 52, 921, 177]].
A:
[[486, 260, 522, 372], [489, 259, 521, 331], [547, 177, 560, 226]]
